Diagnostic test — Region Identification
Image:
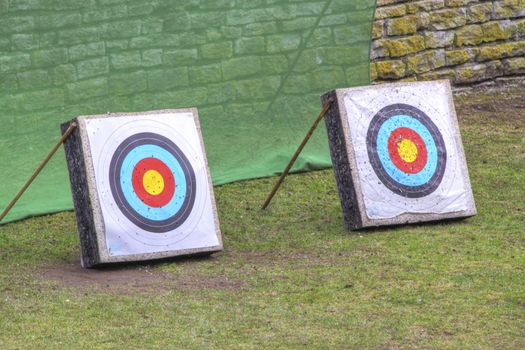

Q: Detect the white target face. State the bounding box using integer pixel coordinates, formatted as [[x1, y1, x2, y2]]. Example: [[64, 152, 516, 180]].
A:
[[341, 81, 472, 220], [83, 111, 220, 257]]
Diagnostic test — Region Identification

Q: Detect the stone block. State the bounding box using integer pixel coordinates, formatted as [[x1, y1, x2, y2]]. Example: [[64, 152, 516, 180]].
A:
[[105, 20, 142, 39], [178, 32, 208, 47], [163, 49, 198, 66], [503, 57, 525, 74], [130, 34, 180, 49], [76, 57, 110, 79], [141, 18, 164, 34], [0, 16, 34, 34], [454, 61, 502, 83], [200, 41, 233, 60], [261, 55, 289, 74], [514, 18, 525, 36], [128, 3, 155, 16], [481, 20, 514, 42], [221, 26, 243, 39], [446, 48, 478, 65], [445, 0, 477, 6], [110, 51, 142, 70], [455, 24, 484, 46], [17, 69, 51, 90], [376, 0, 406, 6], [82, 5, 128, 24], [319, 14, 348, 27], [424, 30, 455, 48], [52, 64, 77, 85], [478, 41, 525, 61], [406, 0, 445, 13], [419, 68, 455, 81], [375, 4, 407, 20], [66, 78, 108, 102], [35, 13, 81, 29], [372, 20, 384, 39], [189, 11, 226, 29], [109, 71, 148, 96], [406, 49, 446, 74], [69, 42, 106, 61], [234, 76, 281, 100], [0, 74, 18, 93], [234, 36, 265, 55], [222, 56, 262, 80], [370, 63, 378, 80], [428, 8, 467, 30], [467, 3, 493, 23], [189, 64, 223, 85], [266, 33, 302, 53], [58, 27, 104, 45], [493, 0, 525, 19], [281, 17, 317, 31], [31, 48, 68, 67], [205, 82, 237, 104], [387, 15, 418, 35], [376, 59, 406, 79], [11, 34, 38, 51], [244, 22, 278, 36], [147, 67, 189, 91], [383, 35, 426, 57], [141, 49, 163, 67], [306, 28, 334, 48]]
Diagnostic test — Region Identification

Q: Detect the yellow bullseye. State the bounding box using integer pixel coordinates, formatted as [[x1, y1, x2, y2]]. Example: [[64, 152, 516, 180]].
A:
[[397, 138, 418, 163], [143, 170, 165, 195]]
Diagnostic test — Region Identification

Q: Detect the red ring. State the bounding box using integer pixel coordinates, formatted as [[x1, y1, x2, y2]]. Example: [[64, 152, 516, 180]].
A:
[[387, 127, 427, 174], [131, 157, 175, 208]]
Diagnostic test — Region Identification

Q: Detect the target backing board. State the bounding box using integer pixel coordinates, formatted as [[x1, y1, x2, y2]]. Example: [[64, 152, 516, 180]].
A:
[[61, 109, 222, 267], [321, 80, 476, 230]]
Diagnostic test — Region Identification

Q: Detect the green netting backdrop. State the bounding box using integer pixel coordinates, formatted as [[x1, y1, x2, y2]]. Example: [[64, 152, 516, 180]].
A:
[[0, 0, 376, 223]]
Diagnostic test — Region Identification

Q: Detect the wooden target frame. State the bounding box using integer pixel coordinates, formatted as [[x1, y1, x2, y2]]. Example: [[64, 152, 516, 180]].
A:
[[61, 109, 222, 267], [321, 80, 476, 230]]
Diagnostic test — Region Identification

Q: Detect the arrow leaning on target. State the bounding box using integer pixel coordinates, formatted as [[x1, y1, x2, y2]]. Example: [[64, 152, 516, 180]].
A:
[[0, 122, 78, 223]]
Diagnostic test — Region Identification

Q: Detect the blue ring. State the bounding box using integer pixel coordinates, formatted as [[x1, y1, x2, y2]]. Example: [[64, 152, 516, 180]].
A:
[[119, 144, 187, 221], [376, 115, 437, 187]]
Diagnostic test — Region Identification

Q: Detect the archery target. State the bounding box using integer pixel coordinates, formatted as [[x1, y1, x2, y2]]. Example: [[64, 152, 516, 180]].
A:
[[80, 110, 221, 258], [333, 80, 475, 222]]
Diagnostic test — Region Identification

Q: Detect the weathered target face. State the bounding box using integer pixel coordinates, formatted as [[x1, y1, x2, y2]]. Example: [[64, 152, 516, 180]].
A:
[[366, 103, 447, 198], [109, 132, 196, 233], [323, 80, 476, 229], [63, 109, 222, 267]]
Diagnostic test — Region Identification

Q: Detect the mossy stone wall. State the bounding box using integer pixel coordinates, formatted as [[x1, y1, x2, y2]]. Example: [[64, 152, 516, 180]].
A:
[[371, 0, 525, 84]]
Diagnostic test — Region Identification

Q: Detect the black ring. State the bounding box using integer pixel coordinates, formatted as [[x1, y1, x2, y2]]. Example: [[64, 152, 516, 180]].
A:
[[366, 104, 447, 198], [109, 132, 197, 233]]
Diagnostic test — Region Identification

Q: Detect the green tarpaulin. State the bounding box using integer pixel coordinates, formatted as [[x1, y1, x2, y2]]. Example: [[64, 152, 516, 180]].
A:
[[0, 0, 376, 223]]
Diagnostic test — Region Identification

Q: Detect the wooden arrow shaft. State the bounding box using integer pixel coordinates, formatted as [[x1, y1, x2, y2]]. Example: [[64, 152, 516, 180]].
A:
[[0, 122, 77, 223], [261, 98, 333, 210]]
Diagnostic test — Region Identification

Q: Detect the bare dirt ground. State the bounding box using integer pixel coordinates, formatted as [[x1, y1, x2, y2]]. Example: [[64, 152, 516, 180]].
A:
[[39, 256, 243, 294]]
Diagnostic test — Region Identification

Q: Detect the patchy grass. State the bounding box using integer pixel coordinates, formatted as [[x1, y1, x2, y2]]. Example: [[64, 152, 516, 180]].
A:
[[0, 84, 524, 349]]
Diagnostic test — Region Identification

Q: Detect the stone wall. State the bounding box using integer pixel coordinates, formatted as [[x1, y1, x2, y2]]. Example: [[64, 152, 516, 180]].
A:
[[0, 1, 373, 118], [371, 0, 525, 84], [0, 0, 375, 198]]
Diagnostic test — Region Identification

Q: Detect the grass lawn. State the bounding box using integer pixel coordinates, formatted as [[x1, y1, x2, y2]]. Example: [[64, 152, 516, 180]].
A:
[[0, 83, 524, 349]]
